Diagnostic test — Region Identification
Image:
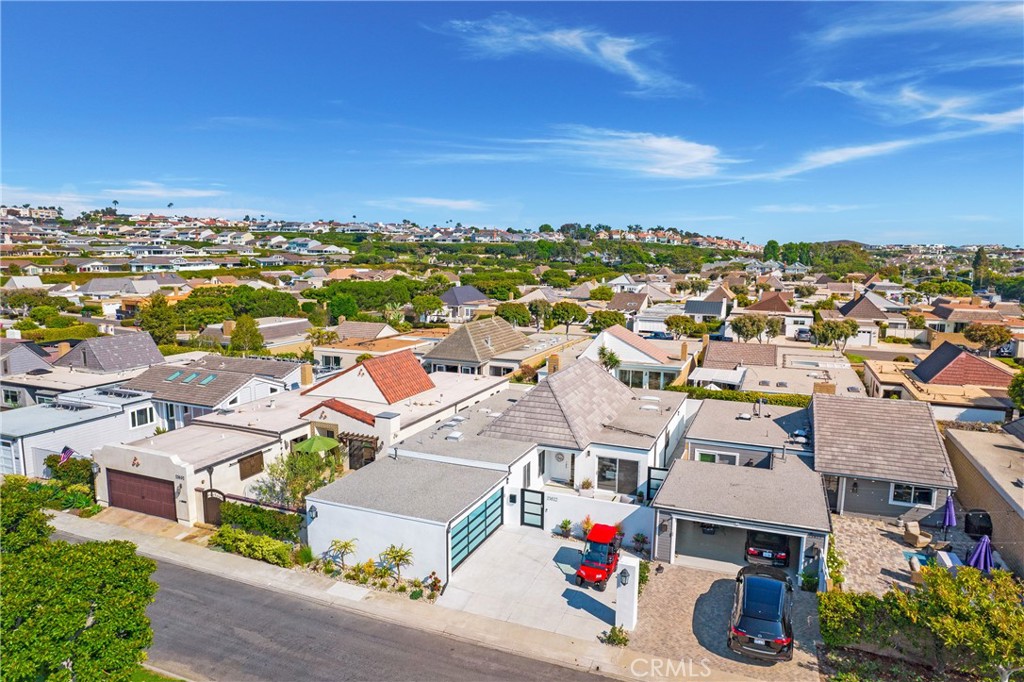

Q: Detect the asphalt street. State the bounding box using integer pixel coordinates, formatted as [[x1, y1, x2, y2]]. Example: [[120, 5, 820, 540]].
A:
[[56, 532, 607, 682]]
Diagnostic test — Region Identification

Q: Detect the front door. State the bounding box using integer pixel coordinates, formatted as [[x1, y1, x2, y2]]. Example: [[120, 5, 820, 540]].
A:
[[548, 451, 571, 483], [521, 489, 544, 528]]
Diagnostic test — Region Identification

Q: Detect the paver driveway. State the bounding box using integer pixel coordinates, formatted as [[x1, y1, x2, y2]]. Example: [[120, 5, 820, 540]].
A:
[[438, 525, 618, 641], [630, 563, 821, 682]]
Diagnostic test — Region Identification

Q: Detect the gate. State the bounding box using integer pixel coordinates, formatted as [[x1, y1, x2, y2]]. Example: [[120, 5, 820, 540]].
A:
[[520, 489, 544, 529], [202, 488, 226, 525]]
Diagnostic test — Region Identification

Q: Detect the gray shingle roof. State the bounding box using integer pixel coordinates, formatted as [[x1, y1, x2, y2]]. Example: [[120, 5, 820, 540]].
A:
[[188, 354, 301, 380], [122, 364, 260, 407], [440, 285, 489, 306], [423, 317, 528, 364], [702, 341, 777, 370], [608, 292, 648, 313], [308, 456, 505, 523], [480, 359, 635, 449], [335, 321, 395, 340], [811, 394, 955, 488], [684, 299, 726, 317], [838, 295, 888, 320], [52, 334, 164, 373], [653, 455, 832, 533], [1003, 417, 1024, 444]]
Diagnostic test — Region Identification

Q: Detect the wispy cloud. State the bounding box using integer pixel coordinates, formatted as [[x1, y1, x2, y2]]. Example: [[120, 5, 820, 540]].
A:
[[754, 204, 867, 214], [811, 3, 1023, 44], [366, 197, 490, 212], [443, 13, 684, 96], [101, 181, 226, 199]]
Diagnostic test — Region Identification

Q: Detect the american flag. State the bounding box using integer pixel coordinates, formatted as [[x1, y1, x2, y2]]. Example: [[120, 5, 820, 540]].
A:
[[59, 446, 78, 465]]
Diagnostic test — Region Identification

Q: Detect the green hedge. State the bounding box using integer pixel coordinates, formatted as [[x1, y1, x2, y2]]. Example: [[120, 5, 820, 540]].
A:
[[665, 385, 812, 407], [26, 480, 94, 510], [208, 525, 294, 567], [20, 324, 100, 342], [43, 454, 94, 491], [220, 501, 301, 543], [818, 591, 912, 649]]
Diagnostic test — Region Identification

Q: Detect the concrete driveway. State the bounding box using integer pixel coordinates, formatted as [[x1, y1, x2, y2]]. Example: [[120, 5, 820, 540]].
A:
[[630, 563, 821, 682], [438, 525, 618, 641]]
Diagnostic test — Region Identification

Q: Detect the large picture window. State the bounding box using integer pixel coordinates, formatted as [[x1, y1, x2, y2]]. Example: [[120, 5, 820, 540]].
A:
[[130, 406, 154, 429], [696, 450, 737, 465], [597, 457, 639, 495], [889, 483, 935, 508]]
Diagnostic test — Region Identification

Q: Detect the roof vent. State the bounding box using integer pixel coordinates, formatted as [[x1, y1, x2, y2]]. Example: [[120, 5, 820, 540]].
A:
[[793, 436, 809, 445], [445, 431, 464, 441], [737, 413, 752, 421]]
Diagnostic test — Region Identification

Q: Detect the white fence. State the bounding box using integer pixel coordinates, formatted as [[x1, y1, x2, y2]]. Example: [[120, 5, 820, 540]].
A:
[[541, 492, 656, 545]]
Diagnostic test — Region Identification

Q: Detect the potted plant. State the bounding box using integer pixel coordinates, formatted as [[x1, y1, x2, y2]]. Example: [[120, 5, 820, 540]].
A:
[[559, 518, 572, 538], [579, 478, 594, 498], [632, 532, 649, 553]]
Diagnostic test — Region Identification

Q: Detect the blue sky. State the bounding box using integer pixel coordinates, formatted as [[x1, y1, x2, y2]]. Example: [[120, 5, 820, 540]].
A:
[[2, 2, 1022, 245]]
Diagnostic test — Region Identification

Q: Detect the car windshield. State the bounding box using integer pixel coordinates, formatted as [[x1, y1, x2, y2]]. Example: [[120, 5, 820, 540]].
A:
[[742, 577, 784, 621], [583, 545, 609, 565]]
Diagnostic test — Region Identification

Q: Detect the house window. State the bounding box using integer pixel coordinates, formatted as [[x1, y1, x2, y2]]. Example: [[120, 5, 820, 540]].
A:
[[538, 450, 545, 477], [696, 450, 738, 465], [3, 389, 20, 406], [597, 457, 639, 495], [130, 406, 154, 429], [523, 462, 531, 489], [238, 452, 264, 480], [889, 483, 935, 508]]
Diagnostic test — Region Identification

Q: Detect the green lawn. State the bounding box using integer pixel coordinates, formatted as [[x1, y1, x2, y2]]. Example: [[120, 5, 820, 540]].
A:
[[131, 666, 184, 682], [844, 352, 867, 364]]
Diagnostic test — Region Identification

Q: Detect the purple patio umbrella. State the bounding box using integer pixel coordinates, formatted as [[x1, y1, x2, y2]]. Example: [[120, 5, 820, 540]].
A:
[[942, 495, 957, 541], [966, 535, 994, 574]]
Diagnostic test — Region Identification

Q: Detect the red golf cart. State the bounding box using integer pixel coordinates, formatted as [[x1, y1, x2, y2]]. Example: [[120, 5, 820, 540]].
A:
[[574, 524, 621, 591]]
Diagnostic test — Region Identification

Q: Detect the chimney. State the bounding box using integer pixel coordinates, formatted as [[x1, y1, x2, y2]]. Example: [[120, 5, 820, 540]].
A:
[[679, 341, 689, 360], [55, 342, 72, 359], [374, 411, 401, 445], [222, 319, 236, 336], [702, 333, 710, 348], [300, 363, 314, 386], [970, 296, 981, 306], [547, 354, 561, 374]]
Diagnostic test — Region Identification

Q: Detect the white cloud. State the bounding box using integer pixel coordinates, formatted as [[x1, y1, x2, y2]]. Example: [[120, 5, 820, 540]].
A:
[[101, 181, 226, 199], [367, 197, 490, 212], [813, 3, 1023, 44], [754, 204, 867, 214], [505, 125, 729, 179], [444, 13, 684, 96]]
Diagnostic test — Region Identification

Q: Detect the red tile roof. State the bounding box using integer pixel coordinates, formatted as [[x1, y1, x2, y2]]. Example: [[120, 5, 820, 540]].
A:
[[300, 399, 376, 426], [363, 350, 435, 404]]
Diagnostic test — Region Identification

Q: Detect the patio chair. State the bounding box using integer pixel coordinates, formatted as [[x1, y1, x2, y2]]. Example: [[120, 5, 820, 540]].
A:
[[908, 556, 925, 585], [903, 521, 932, 549]]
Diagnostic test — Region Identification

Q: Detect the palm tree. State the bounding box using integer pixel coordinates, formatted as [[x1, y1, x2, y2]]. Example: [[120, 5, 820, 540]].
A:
[[597, 345, 621, 372], [167, 202, 174, 210], [305, 327, 339, 346], [382, 302, 403, 326], [329, 538, 357, 568], [380, 544, 414, 585], [111, 199, 119, 210]]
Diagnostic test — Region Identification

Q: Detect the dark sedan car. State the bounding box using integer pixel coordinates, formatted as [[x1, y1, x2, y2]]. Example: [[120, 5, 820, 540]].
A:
[[727, 565, 794, 662], [745, 530, 791, 567]]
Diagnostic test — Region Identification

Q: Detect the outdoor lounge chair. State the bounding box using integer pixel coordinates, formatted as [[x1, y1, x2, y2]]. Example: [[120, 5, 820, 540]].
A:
[[903, 521, 932, 549], [908, 556, 925, 585]]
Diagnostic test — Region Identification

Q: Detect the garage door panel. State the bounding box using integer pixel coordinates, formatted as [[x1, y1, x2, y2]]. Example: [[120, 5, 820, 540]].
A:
[[108, 470, 177, 521], [451, 488, 503, 570]]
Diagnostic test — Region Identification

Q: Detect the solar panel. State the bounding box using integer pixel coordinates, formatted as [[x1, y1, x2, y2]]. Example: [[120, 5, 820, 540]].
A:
[[181, 372, 200, 384]]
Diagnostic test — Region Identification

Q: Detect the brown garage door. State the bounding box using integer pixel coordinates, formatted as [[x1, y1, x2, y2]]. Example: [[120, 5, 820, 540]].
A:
[[107, 470, 177, 521]]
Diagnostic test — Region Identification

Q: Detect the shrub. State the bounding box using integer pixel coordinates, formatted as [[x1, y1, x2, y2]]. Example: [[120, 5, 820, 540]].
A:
[[581, 514, 595, 537], [602, 625, 630, 646], [21, 324, 100, 342], [410, 588, 423, 600], [886, 336, 913, 344], [638, 560, 650, 596], [44, 316, 76, 329], [397, 584, 408, 593], [219, 501, 302, 542], [43, 454, 94, 490], [827, 536, 848, 587], [817, 591, 909, 648], [208, 525, 294, 567], [893, 355, 910, 363], [666, 384, 812, 407], [559, 518, 572, 537], [296, 545, 314, 565]]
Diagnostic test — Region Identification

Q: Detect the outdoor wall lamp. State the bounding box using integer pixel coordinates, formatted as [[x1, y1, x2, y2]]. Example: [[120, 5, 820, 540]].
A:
[[851, 481, 859, 494], [308, 505, 318, 521], [619, 568, 631, 587], [659, 520, 669, 534]]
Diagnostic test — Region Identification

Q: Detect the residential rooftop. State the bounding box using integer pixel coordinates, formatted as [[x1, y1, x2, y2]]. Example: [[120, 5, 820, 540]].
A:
[[308, 455, 506, 524], [0, 387, 151, 438], [865, 359, 1013, 410], [653, 454, 832, 533], [683, 399, 812, 453], [945, 428, 1024, 518], [122, 424, 277, 469], [192, 390, 318, 435]]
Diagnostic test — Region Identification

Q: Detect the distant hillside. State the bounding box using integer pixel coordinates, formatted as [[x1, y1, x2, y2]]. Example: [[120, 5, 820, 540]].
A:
[[820, 239, 869, 248]]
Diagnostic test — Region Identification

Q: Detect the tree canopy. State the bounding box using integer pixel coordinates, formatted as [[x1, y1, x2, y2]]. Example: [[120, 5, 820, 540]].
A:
[[229, 314, 265, 354], [138, 293, 180, 345], [551, 301, 587, 333], [494, 302, 531, 327], [963, 323, 1011, 356], [589, 309, 627, 333], [730, 314, 768, 343], [589, 285, 614, 301]]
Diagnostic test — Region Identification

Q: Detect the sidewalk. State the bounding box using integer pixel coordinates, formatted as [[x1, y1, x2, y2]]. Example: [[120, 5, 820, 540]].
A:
[[52, 512, 753, 682]]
